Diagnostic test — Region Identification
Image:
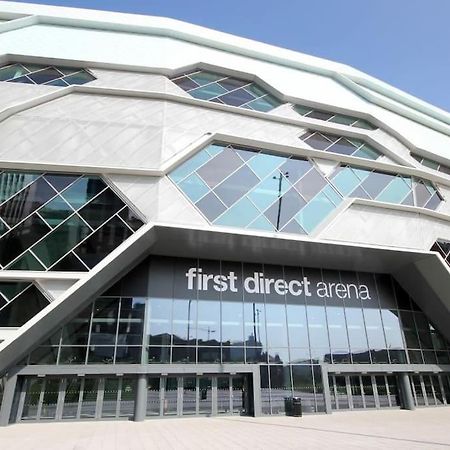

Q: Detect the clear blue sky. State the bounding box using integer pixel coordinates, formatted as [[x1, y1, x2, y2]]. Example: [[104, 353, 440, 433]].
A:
[[11, 0, 450, 112]]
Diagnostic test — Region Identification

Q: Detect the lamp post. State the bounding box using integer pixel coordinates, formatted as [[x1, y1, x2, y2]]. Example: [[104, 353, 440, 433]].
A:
[[273, 171, 289, 231]]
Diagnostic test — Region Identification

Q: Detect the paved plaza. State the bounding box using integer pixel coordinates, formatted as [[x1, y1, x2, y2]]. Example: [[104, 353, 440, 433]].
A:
[[0, 408, 449, 449]]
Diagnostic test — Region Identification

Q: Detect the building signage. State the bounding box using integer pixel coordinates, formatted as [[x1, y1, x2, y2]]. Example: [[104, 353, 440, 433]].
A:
[[185, 267, 371, 300]]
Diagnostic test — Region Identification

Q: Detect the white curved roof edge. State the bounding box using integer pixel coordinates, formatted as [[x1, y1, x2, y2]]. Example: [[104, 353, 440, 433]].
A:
[[0, 1, 449, 128]]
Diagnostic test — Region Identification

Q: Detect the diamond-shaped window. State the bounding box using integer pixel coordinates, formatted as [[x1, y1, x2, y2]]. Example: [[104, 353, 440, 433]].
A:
[[299, 130, 382, 161], [0, 63, 95, 86], [169, 142, 442, 237], [294, 105, 377, 130], [171, 70, 282, 112]]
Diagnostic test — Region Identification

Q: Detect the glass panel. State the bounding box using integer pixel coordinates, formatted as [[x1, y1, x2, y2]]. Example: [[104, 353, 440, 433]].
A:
[[376, 177, 411, 203], [0, 285, 49, 327], [331, 167, 362, 196], [101, 378, 119, 418], [0, 64, 29, 81], [32, 214, 90, 267], [260, 366, 271, 415], [432, 376, 444, 405], [147, 297, 172, 346], [0, 177, 56, 227], [198, 377, 212, 414], [214, 166, 259, 207], [350, 376, 364, 409], [80, 378, 99, 418], [62, 378, 81, 419], [247, 95, 280, 112], [62, 71, 95, 85], [221, 301, 244, 347], [50, 252, 88, 272], [303, 133, 333, 150], [21, 377, 43, 420], [90, 298, 119, 347], [232, 376, 246, 415], [217, 377, 230, 414], [327, 138, 358, 156], [217, 77, 248, 91], [307, 305, 330, 350], [0, 214, 50, 267], [9, 76, 33, 84], [8, 251, 44, 272], [78, 188, 124, 229], [214, 197, 260, 227], [361, 172, 394, 198], [292, 366, 316, 413], [247, 153, 285, 180], [29, 346, 58, 365], [197, 148, 243, 189], [73, 215, 132, 268], [269, 365, 292, 414], [169, 149, 212, 183], [423, 375, 436, 406], [61, 176, 105, 209], [334, 376, 349, 409], [119, 378, 136, 417], [178, 173, 209, 202], [146, 377, 160, 416], [87, 346, 115, 364], [217, 88, 255, 106], [182, 377, 197, 415], [118, 207, 144, 232], [387, 375, 400, 407], [163, 377, 178, 416], [376, 375, 390, 407], [195, 192, 226, 221], [361, 376, 375, 408], [59, 347, 87, 365], [295, 192, 336, 233], [28, 67, 63, 84], [264, 187, 305, 230], [147, 346, 170, 363], [38, 195, 74, 227], [412, 376, 425, 406], [0, 281, 29, 300]]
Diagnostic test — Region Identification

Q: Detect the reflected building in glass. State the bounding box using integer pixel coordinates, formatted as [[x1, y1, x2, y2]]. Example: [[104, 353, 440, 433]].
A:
[[0, 2, 449, 425]]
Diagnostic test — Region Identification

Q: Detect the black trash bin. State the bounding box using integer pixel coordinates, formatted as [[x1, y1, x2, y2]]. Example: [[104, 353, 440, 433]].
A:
[[284, 397, 293, 415], [285, 396, 302, 417]]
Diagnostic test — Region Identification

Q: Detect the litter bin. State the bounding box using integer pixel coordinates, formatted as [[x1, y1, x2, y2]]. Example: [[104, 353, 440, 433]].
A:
[[285, 397, 302, 417]]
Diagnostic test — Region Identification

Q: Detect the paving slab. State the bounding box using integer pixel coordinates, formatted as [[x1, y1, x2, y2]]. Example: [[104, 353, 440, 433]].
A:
[[0, 408, 449, 450]]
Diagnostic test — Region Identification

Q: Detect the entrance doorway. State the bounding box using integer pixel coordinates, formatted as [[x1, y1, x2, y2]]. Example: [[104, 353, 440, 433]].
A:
[[17, 376, 136, 421], [14, 373, 252, 422], [329, 374, 401, 410], [147, 374, 250, 418], [409, 374, 450, 407]]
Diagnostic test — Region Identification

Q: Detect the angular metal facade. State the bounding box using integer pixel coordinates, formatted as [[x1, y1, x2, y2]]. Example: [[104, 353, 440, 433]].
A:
[[0, 1, 449, 425]]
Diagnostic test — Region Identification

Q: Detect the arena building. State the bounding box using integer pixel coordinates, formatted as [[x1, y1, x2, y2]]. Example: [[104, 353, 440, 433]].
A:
[[0, 1, 449, 424]]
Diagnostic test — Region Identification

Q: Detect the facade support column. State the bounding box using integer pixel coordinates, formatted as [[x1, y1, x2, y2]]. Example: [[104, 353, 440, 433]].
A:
[[321, 365, 332, 414], [0, 374, 17, 426], [398, 373, 415, 410], [134, 374, 148, 422], [252, 368, 262, 417]]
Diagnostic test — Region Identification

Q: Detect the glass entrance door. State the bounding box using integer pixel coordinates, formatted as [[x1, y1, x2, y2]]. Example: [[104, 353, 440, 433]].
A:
[[18, 375, 136, 422], [156, 373, 249, 418], [330, 374, 401, 411]]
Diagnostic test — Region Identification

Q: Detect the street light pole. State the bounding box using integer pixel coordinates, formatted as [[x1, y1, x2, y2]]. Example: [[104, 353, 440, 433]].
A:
[[273, 171, 289, 231]]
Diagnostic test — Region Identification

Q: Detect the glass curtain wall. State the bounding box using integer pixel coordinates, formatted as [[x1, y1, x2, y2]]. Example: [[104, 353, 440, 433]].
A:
[[24, 256, 450, 415]]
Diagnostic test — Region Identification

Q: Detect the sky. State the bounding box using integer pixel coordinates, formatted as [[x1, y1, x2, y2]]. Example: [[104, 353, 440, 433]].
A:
[[9, 0, 450, 113]]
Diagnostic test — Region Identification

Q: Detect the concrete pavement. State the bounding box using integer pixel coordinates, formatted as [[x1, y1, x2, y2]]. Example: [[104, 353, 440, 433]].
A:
[[0, 408, 449, 449]]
